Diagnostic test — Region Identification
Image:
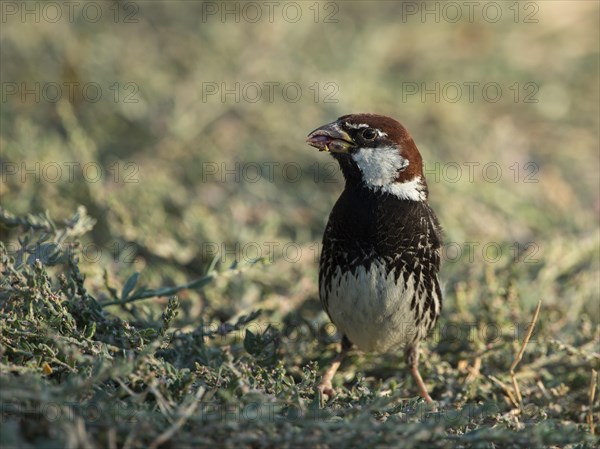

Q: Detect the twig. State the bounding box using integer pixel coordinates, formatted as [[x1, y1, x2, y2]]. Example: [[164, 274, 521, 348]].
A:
[[465, 357, 482, 383], [510, 299, 542, 407], [100, 259, 264, 307], [588, 369, 597, 435], [488, 375, 519, 409], [148, 386, 206, 449]]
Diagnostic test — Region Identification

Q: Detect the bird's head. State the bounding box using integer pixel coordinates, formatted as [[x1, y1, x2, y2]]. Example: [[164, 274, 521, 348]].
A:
[[307, 113, 428, 201]]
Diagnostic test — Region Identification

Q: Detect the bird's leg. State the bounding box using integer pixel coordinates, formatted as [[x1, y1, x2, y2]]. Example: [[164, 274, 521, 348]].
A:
[[318, 335, 352, 398], [405, 343, 433, 403]]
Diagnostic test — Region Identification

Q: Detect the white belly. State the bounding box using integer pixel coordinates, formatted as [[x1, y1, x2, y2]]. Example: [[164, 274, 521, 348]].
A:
[[321, 261, 428, 352]]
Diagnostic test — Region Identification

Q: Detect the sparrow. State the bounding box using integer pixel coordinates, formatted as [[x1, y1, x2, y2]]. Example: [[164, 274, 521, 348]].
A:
[[306, 113, 443, 403]]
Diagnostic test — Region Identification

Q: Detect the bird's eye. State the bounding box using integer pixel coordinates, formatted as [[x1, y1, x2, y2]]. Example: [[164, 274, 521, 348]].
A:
[[362, 128, 377, 140]]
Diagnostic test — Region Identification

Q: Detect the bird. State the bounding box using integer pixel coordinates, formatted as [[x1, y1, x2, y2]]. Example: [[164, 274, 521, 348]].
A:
[[306, 113, 443, 403]]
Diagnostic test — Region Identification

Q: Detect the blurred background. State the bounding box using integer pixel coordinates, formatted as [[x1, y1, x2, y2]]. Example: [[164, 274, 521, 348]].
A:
[[1, 1, 598, 328]]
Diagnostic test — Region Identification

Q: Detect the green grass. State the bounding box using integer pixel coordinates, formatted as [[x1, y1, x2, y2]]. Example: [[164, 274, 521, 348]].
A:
[[1, 2, 599, 448]]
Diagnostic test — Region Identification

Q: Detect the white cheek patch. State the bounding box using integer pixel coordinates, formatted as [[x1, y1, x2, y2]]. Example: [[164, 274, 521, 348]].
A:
[[351, 146, 426, 201], [385, 176, 427, 201], [351, 146, 405, 187]]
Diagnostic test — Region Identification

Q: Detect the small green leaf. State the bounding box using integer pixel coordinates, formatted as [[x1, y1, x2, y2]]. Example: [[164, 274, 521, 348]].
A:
[[121, 272, 140, 300], [244, 329, 258, 354], [86, 322, 97, 339]]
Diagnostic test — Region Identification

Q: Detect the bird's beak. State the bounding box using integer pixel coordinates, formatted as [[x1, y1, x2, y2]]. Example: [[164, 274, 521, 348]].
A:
[[306, 122, 355, 153]]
